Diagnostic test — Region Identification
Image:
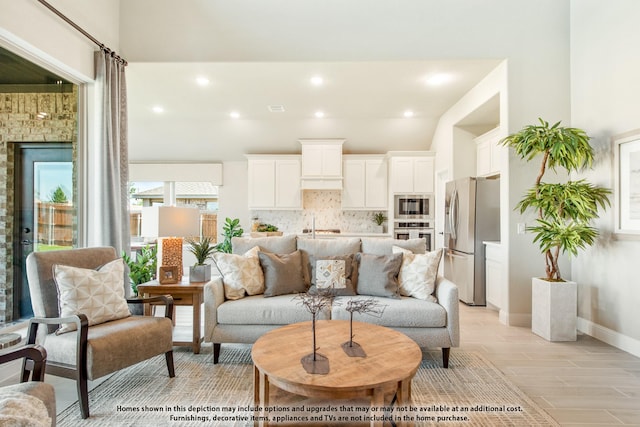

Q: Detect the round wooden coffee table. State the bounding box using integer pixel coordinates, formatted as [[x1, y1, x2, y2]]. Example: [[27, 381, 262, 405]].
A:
[[251, 320, 422, 427]]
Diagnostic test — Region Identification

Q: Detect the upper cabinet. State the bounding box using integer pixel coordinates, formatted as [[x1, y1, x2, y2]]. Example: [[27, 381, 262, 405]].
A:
[[247, 155, 301, 209], [388, 152, 435, 194], [342, 155, 388, 210], [299, 139, 344, 190], [475, 127, 502, 177]]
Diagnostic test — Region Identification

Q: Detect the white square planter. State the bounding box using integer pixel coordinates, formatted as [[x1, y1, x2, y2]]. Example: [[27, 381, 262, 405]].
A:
[[531, 277, 577, 341]]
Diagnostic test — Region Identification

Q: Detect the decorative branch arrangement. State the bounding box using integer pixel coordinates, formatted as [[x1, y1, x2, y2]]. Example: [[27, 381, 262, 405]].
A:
[[342, 298, 386, 357], [294, 290, 336, 374]]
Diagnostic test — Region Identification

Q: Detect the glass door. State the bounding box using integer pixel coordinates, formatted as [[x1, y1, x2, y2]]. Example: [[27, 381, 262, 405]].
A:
[[13, 143, 73, 319]]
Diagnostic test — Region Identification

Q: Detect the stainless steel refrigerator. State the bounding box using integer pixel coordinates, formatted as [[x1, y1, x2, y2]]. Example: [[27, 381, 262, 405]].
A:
[[443, 176, 500, 305]]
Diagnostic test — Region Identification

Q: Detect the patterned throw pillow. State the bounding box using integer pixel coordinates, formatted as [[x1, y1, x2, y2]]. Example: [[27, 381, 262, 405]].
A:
[[316, 259, 346, 289], [212, 246, 265, 300], [54, 258, 130, 334], [392, 245, 443, 302]]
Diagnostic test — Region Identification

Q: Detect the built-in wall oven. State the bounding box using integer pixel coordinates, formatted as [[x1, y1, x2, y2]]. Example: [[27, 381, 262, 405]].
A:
[[394, 194, 434, 220], [394, 220, 434, 252]]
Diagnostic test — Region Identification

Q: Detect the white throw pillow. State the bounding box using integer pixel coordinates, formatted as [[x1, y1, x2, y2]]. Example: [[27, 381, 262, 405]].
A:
[[213, 246, 265, 300], [392, 246, 442, 302], [54, 258, 130, 334]]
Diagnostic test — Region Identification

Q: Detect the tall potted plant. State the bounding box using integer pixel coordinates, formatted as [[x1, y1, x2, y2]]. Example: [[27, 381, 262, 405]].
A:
[[187, 236, 216, 282], [501, 119, 610, 341], [214, 217, 244, 254]]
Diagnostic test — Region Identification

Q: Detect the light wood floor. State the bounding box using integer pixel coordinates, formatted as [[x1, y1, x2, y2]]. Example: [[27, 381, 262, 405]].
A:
[[2, 304, 639, 425]]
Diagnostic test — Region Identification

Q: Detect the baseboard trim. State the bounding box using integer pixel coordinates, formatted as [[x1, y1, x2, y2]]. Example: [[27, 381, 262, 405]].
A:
[[577, 317, 640, 358], [502, 312, 531, 328]]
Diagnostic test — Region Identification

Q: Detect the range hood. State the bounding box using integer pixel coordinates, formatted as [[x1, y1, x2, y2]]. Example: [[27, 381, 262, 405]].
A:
[[299, 139, 344, 190]]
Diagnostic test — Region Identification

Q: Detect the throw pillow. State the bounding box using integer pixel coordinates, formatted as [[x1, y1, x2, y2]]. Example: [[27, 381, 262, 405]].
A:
[[308, 255, 356, 296], [392, 246, 443, 302], [258, 250, 307, 297], [212, 246, 265, 300], [54, 258, 130, 334], [354, 252, 403, 299]]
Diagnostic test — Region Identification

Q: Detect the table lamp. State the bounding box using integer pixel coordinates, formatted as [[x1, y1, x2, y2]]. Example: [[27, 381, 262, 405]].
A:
[[141, 206, 200, 282]]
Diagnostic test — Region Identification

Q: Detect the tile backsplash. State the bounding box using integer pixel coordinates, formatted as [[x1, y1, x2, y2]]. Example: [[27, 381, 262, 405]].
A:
[[251, 190, 387, 234]]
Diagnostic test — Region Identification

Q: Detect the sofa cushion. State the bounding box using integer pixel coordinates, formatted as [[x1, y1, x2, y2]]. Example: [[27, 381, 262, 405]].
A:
[[355, 252, 403, 299], [393, 246, 442, 302], [53, 258, 130, 334], [258, 250, 307, 297], [232, 235, 297, 255], [297, 237, 361, 285], [218, 294, 328, 325], [212, 246, 264, 300], [332, 295, 447, 328], [361, 237, 426, 255], [308, 255, 356, 296]]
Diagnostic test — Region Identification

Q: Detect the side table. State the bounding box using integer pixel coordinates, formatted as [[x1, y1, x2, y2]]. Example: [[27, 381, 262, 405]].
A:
[[137, 278, 205, 354]]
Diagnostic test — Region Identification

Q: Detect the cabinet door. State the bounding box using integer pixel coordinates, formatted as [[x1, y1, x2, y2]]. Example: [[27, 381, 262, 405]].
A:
[[390, 157, 414, 193], [489, 139, 503, 175], [414, 157, 434, 193], [342, 159, 366, 209], [301, 144, 324, 177], [365, 159, 387, 208], [275, 159, 301, 208], [248, 159, 275, 208], [322, 144, 343, 178]]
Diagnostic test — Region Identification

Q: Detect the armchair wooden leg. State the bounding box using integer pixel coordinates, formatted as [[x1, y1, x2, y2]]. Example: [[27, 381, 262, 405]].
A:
[[213, 343, 221, 364], [77, 376, 90, 419], [442, 347, 450, 369], [165, 351, 175, 377]]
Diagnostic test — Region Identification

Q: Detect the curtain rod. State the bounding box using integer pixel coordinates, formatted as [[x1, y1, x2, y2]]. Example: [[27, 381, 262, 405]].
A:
[[36, 0, 127, 66]]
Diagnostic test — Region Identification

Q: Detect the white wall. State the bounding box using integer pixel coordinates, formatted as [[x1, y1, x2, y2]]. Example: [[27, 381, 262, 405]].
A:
[[0, 0, 120, 81], [570, 0, 640, 353], [217, 161, 250, 239]]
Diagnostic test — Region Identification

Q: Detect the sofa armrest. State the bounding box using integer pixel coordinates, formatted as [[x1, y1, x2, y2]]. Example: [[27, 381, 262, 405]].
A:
[[435, 275, 460, 347], [203, 277, 225, 342]]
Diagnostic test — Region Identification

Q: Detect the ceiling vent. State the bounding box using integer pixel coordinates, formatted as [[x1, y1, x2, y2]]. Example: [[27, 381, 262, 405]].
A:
[[267, 105, 285, 113]]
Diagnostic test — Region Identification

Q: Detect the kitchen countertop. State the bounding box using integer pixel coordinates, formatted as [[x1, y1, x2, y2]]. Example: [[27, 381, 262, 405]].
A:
[[298, 232, 393, 239]]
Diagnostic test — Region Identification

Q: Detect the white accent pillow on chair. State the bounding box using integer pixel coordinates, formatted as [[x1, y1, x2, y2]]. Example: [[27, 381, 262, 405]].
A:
[[53, 258, 131, 334]]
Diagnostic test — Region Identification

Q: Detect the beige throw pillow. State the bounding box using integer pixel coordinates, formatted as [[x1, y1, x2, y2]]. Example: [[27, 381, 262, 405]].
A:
[[213, 246, 265, 300], [54, 258, 130, 334], [392, 245, 442, 302]]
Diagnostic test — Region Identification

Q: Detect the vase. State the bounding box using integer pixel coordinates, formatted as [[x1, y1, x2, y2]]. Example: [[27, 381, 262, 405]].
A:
[[190, 264, 211, 283], [531, 277, 577, 341]]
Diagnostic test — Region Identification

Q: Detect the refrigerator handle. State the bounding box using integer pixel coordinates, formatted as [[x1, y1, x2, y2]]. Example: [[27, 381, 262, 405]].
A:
[[450, 188, 458, 240]]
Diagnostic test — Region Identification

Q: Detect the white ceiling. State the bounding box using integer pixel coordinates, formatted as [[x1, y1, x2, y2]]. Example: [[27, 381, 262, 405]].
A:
[[127, 59, 501, 162]]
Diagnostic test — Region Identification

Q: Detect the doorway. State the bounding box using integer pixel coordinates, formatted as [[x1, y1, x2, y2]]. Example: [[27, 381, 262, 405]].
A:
[[13, 143, 74, 320]]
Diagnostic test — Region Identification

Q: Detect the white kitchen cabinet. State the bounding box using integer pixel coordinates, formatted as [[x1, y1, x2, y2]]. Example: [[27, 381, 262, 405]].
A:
[[484, 241, 503, 310], [389, 153, 434, 193], [247, 155, 301, 209], [299, 139, 344, 189], [475, 127, 502, 177], [342, 155, 387, 210]]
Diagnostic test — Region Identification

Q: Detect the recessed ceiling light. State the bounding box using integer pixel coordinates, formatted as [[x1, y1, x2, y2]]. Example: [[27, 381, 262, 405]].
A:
[[196, 76, 210, 86], [152, 106, 164, 113], [230, 111, 240, 119], [314, 111, 325, 118], [425, 73, 453, 86], [403, 110, 415, 118], [310, 76, 324, 86]]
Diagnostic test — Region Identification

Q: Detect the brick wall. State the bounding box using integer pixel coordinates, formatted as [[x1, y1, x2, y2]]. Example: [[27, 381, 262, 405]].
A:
[[0, 88, 78, 323]]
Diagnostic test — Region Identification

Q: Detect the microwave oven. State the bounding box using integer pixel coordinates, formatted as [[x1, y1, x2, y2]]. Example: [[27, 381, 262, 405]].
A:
[[394, 194, 433, 220]]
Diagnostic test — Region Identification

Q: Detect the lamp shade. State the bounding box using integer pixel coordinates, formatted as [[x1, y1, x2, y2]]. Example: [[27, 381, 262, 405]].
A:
[[141, 206, 200, 239]]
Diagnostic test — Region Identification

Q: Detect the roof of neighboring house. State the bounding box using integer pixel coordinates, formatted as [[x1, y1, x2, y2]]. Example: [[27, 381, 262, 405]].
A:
[[133, 182, 218, 199]]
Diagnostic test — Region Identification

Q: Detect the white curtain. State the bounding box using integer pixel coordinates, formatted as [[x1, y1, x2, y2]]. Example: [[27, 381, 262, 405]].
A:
[[94, 49, 130, 255]]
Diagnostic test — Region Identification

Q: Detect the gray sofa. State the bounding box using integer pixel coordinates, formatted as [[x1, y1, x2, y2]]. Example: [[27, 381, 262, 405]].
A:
[[203, 235, 459, 367]]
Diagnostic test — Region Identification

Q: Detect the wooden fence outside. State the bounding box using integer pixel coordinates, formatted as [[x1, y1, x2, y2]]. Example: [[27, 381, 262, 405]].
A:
[[36, 204, 218, 246]]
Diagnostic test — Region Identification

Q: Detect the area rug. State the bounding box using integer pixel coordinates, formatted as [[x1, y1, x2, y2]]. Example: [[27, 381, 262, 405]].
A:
[[57, 345, 558, 426]]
